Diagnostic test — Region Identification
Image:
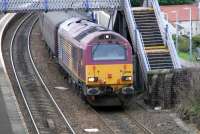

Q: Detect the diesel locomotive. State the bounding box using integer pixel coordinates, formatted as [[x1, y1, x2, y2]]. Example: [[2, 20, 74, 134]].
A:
[[39, 11, 134, 106]]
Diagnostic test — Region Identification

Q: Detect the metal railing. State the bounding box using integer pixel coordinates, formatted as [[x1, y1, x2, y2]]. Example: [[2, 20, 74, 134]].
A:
[[136, 29, 151, 80], [149, 0, 181, 69]]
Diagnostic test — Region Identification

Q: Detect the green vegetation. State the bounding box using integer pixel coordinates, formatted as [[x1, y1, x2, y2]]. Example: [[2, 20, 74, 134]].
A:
[[172, 35, 200, 61], [178, 52, 189, 60], [178, 51, 196, 61], [173, 35, 189, 52], [158, 0, 195, 5], [130, 0, 141, 6], [192, 34, 200, 49], [190, 103, 200, 116]]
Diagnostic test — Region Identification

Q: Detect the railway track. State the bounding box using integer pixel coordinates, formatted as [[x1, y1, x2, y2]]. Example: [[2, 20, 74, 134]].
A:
[[96, 107, 154, 134], [124, 111, 154, 134], [28, 18, 155, 134], [1, 13, 191, 134], [9, 13, 76, 134]]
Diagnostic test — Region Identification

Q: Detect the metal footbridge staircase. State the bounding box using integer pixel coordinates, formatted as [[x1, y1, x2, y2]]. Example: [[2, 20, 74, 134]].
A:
[[134, 8, 174, 70], [121, 0, 182, 108]]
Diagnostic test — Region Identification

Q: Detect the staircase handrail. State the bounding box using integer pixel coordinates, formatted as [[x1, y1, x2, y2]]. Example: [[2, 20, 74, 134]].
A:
[[149, 0, 181, 69], [136, 29, 151, 72], [165, 25, 182, 68]]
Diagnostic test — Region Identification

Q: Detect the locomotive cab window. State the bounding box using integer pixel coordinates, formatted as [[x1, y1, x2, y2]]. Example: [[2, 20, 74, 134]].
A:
[[92, 44, 126, 61]]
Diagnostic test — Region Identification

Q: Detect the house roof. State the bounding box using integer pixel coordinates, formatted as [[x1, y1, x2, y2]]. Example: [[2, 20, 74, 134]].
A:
[[161, 4, 200, 22]]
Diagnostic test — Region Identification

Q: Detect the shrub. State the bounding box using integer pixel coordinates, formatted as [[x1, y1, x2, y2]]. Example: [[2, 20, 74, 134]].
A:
[[173, 35, 189, 52], [192, 35, 200, 49], [158, 0, 195, 5], [130, 0, 142, 6]]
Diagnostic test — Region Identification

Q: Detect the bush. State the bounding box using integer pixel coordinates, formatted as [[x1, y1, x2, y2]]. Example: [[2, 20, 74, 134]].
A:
[[158, 0, 195, 5], [173, 35, 189, 52], [130, 0, 142, 6], [192, 35, 200, 49]]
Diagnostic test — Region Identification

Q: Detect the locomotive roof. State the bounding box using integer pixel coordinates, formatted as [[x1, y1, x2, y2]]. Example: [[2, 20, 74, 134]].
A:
[[59, 17, 108, 43], [57, 13, 130, 49], [59, 22, 129, 49]]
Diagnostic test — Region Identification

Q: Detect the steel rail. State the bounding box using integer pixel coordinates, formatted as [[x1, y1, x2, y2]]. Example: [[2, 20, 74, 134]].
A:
[[125, 112, 154, 134], [125, 102, 154, 134], [129, 115, 154, 134], [27, 15, 76, 134], [10, 14, 40, 134], [10, 13, 76, 134]]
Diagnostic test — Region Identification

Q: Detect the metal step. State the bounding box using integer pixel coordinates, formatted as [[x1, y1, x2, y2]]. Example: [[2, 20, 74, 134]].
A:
[[136, 21, 158, 26], [135, 18, 158, 24], [144, 44, 166, 48], [141, 31, 161, 35], [139, 28, 161, 33], [149, 59, 173, 64], [137, 25, 159, 29], [138, 25, 159, 29], [134, 14, 155, 18], [148, 53, 171, 58], [143, 37, 163, 41], [135, 19, 158, 23], [145, 45, 166, 49], [151, 66, 174, 70], [144, 41, 164, 46], [142, 33, 162, 38], [150, 62, 173, 67], [148, 56, 172, 60], [147, 52, 171, 56], [133, 11, 154, 15], [135, 16, 156, 21]]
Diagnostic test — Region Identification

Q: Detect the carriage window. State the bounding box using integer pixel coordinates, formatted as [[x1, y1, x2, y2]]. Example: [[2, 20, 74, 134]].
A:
[[92, 44, 126, 61]]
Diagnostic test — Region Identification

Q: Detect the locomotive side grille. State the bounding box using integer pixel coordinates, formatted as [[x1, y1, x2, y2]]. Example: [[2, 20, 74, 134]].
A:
[[74, 26, 105, 41], [74, 27, 98, 41]]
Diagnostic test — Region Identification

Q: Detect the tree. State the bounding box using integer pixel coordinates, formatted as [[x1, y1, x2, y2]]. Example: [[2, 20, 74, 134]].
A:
[[130, 0, 142, 6], [192, 35, 200, 49], [158, 0, 195, 5]]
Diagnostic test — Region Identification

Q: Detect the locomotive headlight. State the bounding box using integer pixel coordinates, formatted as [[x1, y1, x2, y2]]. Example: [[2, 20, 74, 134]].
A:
[[121, 76, 132, 81], [88, 77, 98, 82], [105, 35, 110, 39]]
